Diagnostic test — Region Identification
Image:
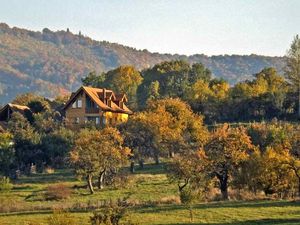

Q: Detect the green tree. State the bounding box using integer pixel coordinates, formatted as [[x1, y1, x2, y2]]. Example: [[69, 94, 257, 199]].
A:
[[8, 112, 41, 171], [81, 71, 106, 87], [285, 35, 300, 119], [105, 65, 143, 109], [0, 132, 14, 175], [230, 68, 288, 121], [138, 60, 212, 109], [41, 128, 74, 168], [82, 67, 142, 109], [28, 99, 51, 114]]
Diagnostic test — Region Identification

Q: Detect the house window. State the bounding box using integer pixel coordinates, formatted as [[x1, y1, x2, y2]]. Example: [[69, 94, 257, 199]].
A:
[[75, 117, 80, 124], [77, 100, 82, 108], [102, 116, 106, 125], [72, 102, 76, 108], [96, 117, 100, 124]]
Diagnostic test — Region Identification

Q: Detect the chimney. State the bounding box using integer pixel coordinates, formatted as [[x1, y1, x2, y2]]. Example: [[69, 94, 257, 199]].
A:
[[119, 101, 124, 109], [103, 88, 106, 101]]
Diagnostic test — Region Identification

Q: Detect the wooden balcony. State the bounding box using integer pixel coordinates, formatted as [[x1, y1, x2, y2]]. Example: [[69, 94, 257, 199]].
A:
[[85, 108, 100, 114]]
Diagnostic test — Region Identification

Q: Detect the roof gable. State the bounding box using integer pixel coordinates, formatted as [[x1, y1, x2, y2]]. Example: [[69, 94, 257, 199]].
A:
[[63, 86, 132, 114]]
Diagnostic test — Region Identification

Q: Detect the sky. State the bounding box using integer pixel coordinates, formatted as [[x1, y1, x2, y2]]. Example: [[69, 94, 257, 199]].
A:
[[0, 0, 299, 56]]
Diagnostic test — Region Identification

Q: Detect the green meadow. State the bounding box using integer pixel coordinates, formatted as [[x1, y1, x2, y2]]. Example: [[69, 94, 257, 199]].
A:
[[0, 163, 300, 225]]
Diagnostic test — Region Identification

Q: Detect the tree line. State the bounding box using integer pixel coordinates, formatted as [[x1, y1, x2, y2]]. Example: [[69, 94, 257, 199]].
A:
[[82, 35, 300, 123]]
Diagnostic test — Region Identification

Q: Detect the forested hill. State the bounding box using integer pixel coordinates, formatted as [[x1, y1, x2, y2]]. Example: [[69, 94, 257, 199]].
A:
[[0, 23, 285, 104]]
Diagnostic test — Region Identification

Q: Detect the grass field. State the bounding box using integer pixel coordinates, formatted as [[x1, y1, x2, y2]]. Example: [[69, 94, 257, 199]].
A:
[[0, 163, 300, 225]]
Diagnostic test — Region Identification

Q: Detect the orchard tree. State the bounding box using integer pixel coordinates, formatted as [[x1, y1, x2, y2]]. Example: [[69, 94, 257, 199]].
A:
[[258, 147, 294, 196], [122, 98, 208, 167], [70, 128, 130, 194], [285, 35, 300, 118], [204, 124, 254, 200], [246, 122, 299, 196], [146, 98, 208, 155], [167, 150, 208, 193], [120, 109, 172, 166]]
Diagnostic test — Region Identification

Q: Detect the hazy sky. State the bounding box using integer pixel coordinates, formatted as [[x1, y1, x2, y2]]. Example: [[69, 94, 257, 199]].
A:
[[0, 0, 299, 56]]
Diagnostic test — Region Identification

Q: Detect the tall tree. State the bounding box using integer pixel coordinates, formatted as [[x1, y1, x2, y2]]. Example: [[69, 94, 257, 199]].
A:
[[285, 35, 300, 119]]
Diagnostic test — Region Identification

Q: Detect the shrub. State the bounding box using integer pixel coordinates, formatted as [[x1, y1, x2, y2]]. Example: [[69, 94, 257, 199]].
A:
[[0, 177, 13, 192], [48, 210, 76, 225], [45, 167, 55, 174], [157, 195, 181, 205], [45, 184, 71, 200], [90, 199, 129, 225], [111, 172, 134, 189]]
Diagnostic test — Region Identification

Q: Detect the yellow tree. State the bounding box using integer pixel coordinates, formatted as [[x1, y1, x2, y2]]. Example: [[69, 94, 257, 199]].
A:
[[105, 65, 143, 109], [167, 149, 208, 193], [247, 122, 299, 196], [205, 124, 254, 200], [146, 98, 208, 156], [70, 128, 130, 194]]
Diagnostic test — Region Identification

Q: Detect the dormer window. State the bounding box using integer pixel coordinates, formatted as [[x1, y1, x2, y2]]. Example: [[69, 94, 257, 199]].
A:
[[77, 100, 82, 108], [72, 102, 76, 108]]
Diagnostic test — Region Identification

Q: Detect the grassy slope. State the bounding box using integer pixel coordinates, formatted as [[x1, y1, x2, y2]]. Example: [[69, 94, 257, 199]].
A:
[[0, 163, 300, 225]]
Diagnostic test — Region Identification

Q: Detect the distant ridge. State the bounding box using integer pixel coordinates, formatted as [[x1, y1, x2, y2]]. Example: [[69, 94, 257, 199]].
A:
[[0, 23, 285, 103]]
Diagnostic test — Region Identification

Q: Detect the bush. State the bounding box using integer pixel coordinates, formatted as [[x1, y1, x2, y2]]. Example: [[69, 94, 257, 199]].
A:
[[45, 184, 71, 200], [48, 210, 76, 225], [111, 172, 134, 189], [0, 177, 13, 192], [90, 199, 129, 225]]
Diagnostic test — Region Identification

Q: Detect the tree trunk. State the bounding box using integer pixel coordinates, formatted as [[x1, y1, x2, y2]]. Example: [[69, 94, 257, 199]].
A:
[[189, 205, 193, 223], [218, 174, 229, 200], [139, 159, 144, 169], [298, 87, 300, 119], [87, 174, 94, 194], [98, 170, 105, 190], [154, 155, 160, 165], [130, 161, 135, 173], [169, 150, 175, 158], [298, 176, 300, 197]]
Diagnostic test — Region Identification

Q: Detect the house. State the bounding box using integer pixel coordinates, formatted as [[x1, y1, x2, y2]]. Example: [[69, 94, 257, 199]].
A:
[[0, 103, 31, 122], [63, 86, 132, 127]]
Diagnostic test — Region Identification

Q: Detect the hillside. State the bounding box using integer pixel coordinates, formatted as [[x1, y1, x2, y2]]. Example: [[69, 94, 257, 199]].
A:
[[0, 23, 285, 104]]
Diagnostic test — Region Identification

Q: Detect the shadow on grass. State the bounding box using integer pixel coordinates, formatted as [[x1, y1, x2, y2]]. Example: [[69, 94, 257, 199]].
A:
[[133, 162, 168, 175], [14, 169, 77, 184], [136, 200, 300, 214], [12, 185, 33, 191], [156, 218, 300, 225]]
